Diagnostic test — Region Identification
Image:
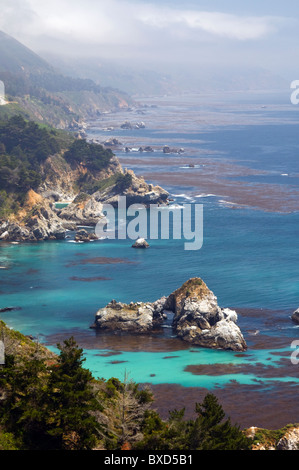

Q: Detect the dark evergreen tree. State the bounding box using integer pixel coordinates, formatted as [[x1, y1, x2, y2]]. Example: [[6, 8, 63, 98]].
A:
[[44, 337, 101, 450], [189, 393, 251, 450]]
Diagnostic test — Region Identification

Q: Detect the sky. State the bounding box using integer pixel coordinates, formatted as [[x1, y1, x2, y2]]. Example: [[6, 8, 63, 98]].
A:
[[1, 0, 299, 80]]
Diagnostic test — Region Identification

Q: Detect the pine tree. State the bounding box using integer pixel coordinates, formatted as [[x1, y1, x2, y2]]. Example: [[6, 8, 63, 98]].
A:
[[0, 349, 48, 449], [189, 393, 251, 450], [44, 337, 101, 450]]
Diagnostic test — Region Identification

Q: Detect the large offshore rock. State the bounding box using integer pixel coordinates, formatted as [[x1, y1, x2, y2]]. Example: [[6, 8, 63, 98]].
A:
[[92, 277, 247, 351], [92, 299, 166, 333], [168, 278, 247, 352]]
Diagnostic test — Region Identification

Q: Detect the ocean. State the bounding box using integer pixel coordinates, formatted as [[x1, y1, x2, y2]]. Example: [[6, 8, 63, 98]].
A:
[[1, 90, 299, 428]]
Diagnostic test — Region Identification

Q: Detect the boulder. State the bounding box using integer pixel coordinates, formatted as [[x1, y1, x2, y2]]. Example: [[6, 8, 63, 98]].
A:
[[91, 298, 165, 333], [74, 229, 98, 242], [103, 137, 123, 147], [169, 278, 247, 352], [132, 238, 150, 249], [90, 170, 169, 208], [277, 427, 299, 450], [58, 195, 104, 227], [292, 308, 299, 325]]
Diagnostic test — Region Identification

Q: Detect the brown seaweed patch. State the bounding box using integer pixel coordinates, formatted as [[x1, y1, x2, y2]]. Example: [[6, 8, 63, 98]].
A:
[[70, 276, 112, 282], [270, 351, 291, 357], [109, 360, 128, 365], [163, 356, 180, 359], [184, 363, 246, 376], [246, 335, 290, 350], [66, 257, 137, 267], [26, 268, 40, 275], [45, 329, 190, 353], [142, 168, 299, 213], [145, 381, 299, 429], [96, 351, 122, 357], [184, 360, 299, 379]]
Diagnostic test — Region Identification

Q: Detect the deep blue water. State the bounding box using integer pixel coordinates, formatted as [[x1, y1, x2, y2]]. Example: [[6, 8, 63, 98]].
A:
[[1, 91, 299, 390]]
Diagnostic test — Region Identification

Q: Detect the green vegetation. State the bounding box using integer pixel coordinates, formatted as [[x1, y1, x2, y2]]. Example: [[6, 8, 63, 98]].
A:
[[64, 139, 113, 172], [252, 425, 298, 449], [137, 394, 251, 451], [0, 115, 67, 216], [0, 115, 113, 219], [0, 321, 253, 451], [80, 172, 133, 195]]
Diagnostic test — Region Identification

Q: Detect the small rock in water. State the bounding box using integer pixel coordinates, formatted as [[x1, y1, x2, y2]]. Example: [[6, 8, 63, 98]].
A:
[[292, 308, 299, 325], [132, 238, 150, 249]]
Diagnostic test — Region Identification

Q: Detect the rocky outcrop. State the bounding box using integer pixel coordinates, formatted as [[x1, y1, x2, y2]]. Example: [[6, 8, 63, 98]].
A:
[[163, 145, 184, 154], [132, 238, 150, 249], [0, 191, 66, 242], [39, 154, 123, 203], [0, 145, 169, 242], [247, 425, 299, 450], [91, 299, 166, 333], [167, 278, 246, 352], [277, 427, 299, 450], [92, 170, 169, 208], [120, 121, 145, 130], [92, 277, 247, 352], [102, 138, 123, 147], [74, 229, 98, 243], [292, 308, 299, 325], [57, 194, 104, 228]]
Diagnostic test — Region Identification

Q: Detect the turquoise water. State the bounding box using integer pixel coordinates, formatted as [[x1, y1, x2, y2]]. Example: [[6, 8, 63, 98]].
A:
[[1, 91, 299, 392]]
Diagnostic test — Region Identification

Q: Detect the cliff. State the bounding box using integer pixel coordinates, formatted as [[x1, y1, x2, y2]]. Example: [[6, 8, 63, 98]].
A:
[[0, 117, 169, 241]]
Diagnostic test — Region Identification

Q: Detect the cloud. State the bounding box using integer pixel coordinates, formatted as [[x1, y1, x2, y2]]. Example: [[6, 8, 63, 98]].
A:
[[0, 0, 286, 43], [0, 0, 293, 69], [137, 9, 281, 41]]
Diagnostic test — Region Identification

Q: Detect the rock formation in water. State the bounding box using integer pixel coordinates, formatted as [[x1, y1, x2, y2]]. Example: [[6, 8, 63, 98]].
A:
[[132, 238, 150, 249], [74, 229, 98, 243], [92, 298, 166, 333], [291, 308, 299, 325], [167, 278, 246, 352], [92, 277, 247, 352]]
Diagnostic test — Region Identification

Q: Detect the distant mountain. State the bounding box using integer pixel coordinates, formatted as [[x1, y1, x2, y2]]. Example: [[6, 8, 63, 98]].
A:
[[42, 55, 181, 97], [44, 54, 288, 98], [0, 31, 134, 129], [0, 31, 54, 75]]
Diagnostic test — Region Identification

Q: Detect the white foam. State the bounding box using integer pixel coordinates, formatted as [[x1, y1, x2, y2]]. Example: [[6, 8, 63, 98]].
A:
[[218, 200, 239, 207]]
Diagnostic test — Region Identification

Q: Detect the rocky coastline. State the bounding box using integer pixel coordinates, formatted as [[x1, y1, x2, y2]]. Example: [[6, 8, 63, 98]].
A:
[[0, 156, 169, 243], [91, 278, 247, 352]]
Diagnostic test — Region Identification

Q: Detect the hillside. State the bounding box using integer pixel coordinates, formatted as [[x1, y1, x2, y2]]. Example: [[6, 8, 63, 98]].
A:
[[0, 115, 168, 241], [0, 31, 134, 129], [0, 31, 54, 75]]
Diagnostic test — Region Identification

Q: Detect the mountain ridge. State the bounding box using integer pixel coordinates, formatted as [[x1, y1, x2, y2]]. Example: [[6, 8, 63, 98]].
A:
[[0, 31, 135, 129]]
